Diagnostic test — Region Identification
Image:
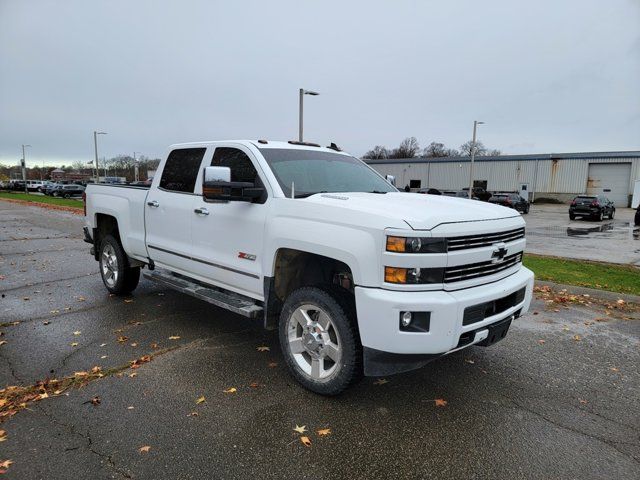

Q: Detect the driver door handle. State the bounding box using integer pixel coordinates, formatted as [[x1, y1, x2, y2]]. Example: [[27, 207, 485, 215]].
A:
[[194, 207, 210, 216], [147, 200, 159, 208]]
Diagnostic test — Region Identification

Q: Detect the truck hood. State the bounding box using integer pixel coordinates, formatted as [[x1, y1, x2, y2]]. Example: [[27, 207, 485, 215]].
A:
[[303, 192, 521, 230]]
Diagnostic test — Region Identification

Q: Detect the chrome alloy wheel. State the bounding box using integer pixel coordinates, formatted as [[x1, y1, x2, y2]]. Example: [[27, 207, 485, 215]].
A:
[[287, 304, 342, 381], [101, 243, 119, 288]]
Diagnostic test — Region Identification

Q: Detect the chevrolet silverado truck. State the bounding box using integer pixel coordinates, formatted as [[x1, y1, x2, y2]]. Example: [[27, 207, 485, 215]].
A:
[[83, 140, 534, 395]]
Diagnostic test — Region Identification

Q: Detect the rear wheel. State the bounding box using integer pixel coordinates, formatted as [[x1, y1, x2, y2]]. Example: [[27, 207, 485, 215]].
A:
[[99, 234, 140, 295], [596, 211, 603, 221], [279, 286, 362, 395]]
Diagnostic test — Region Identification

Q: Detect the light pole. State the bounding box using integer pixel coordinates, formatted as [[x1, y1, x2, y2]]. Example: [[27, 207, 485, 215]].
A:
[[468, 121, 485, 198], [93, 131, 107, 183], [133, 151, 140, 182], [21, 144, 31, 193], [298, 88, 319, 142]]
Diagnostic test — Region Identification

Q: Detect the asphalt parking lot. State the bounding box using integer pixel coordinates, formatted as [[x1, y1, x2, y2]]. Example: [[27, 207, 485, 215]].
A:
[[1, 201, 639, 479], [525, 204, 639, 265]]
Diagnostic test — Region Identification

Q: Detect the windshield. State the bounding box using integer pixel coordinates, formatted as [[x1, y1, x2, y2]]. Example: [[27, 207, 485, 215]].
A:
[[259, 148, 396, 197]]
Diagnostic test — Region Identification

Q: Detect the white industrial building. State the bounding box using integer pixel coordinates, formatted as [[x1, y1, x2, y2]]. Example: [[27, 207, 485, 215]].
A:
[[366, 151, 640, 207]]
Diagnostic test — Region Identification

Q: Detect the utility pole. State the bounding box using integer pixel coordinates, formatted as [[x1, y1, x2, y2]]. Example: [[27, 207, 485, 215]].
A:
[[468, 121, 484, 199], [133, 152, 140, 182], [94, 131, 107, 183], [21, 144, 31, 194], [298, 88, 319, 142]]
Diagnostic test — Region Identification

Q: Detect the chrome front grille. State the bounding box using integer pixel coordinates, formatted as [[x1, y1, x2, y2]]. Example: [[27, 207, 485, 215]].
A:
[[447, 227, 525, 251], [444, 252, 522, 283]]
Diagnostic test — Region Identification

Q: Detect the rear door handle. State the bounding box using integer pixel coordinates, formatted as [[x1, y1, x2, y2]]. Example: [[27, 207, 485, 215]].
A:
[[147, 200, 159, 208], [194, 207, 209, 216]]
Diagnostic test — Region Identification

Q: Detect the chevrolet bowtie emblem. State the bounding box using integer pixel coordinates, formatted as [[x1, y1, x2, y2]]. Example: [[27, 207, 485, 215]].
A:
[[491, 246, 508, 263]]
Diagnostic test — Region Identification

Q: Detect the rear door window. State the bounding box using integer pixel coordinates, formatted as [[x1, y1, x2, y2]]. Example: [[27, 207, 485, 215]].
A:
[[159, 148, 206, 193]]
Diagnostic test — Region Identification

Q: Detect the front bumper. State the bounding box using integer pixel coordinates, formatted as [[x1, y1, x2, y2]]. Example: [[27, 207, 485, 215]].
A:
[[355, 267, 534, 375]]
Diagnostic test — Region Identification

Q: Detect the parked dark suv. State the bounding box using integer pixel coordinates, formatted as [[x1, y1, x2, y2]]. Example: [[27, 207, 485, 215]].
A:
[[488, 193, 530, 213], [53, 184, 85, 198], [569, 195, 615, 221]]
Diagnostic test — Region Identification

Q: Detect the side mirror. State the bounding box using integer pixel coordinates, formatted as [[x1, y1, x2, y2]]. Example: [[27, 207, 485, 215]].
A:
[[203, 166, 264, 202], [385, 174, 396, 186]]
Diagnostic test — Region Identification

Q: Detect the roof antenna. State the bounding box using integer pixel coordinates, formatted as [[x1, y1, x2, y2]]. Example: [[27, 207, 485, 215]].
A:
[[291, 181, 295, 199]]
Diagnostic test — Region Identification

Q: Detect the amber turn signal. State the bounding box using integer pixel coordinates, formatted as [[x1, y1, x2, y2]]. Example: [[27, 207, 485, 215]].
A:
[[386, 236, 406, 252], [384, 266, 407, 283]]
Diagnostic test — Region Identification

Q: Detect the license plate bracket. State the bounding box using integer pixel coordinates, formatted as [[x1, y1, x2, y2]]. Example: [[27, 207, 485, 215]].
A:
[[476, 317, 512, 347]]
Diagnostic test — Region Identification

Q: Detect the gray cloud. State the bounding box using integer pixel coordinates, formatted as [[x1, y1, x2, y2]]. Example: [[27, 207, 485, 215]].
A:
[[1, 0, 639, 167]]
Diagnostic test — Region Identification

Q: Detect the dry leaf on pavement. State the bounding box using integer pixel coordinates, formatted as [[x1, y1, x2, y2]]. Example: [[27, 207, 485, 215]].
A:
[[300, 436, 312, 447], [317, 428, 331, 436], [0, 430, 6, 442], [434, 398, 448, 407], [168, 336, 180, 340], [223, 387, 237, 394], [196, 396, 206, 404], [256, 346, 270, 352], [373, 378, 388, 385], [138, 445, 151, 453], [293, 425, 307, 434]]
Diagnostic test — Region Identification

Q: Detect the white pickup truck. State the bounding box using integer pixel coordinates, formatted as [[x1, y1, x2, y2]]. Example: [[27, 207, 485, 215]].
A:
[[84, 140, 533, 394]]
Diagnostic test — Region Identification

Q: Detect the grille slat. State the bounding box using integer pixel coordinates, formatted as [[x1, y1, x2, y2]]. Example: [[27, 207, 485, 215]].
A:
[[444, 253, 522, 283], [447, 227, 525, 251]]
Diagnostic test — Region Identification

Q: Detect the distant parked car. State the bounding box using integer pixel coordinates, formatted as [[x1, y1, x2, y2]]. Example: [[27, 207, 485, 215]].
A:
[[53, 184, 85, 198], [569, 195, 614, 221], [43, 183, 63, 195], [635, 204, 639, 226], [489, 193, 530, 214], [441, 190, 458, 197], [417, 187, 442, 195]]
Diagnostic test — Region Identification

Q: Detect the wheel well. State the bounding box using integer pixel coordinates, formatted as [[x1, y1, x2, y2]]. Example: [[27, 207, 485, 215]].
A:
[[93, 214, 120, 259], [263, 248, 354, 329]]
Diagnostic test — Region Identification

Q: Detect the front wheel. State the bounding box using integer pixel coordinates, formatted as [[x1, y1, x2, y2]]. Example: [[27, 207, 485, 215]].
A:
[[279, 287, 362, 395], [609, 209, 615, 220], [99, 234, 140, 295]]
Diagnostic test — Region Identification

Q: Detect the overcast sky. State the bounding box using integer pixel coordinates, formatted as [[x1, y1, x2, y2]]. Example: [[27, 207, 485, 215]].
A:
[[1, 0, 639, 167]]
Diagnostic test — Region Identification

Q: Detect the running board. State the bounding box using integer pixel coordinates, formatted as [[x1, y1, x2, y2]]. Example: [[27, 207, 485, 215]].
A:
[[143, 270, 263, 318]]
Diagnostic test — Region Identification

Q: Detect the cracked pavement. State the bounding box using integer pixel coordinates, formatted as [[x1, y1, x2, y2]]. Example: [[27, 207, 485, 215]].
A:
[[1, 201, 639, 479]]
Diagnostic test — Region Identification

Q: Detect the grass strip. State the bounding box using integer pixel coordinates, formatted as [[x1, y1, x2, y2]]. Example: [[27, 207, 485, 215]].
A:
[[0, 191, 83, 209], [524, 254, 640, 296]]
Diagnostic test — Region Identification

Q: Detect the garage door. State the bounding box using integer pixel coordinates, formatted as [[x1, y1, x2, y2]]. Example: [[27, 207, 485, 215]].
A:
[[586, 163, 631, 206]]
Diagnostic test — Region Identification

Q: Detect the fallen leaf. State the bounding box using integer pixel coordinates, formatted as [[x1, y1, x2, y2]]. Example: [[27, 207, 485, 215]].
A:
[[573, 335, 581, 342], [434, 398, 448, 407], [538, 339, 546, 345], [74, 371, 89, 377], [464, 359, 475, 364], [70, 342, 79, 347], [168, 336, 180, 340], [249, 382, 260, 388], [256, 346, 270, 352], [100, 355, 107, 359], [0, 341, 7, 346], [0, 459, 13, 471], [0, 430, 6, 442], [100, 343, 107, 347], [268, 362, 278, 368], [578, 398, 588, 405], [196, 396, 206, 404], [610, 367, 619, 372], [373, 378, 388, 386], [128, 372, 137, 378], [138, 445, 151, 453], [150, 343, 160, 349], [127, 406, 135, 410], [187, 411, 199, 417], [130, 343, 138, 347], [73, 331, 81, 336], [317, 428, 331, 436], [616, 299, 625, 305], [117, 336, 128, 343], [124, 299, 134, 303], [300, 436, 312, 447], [293, 424, 307, 433], [43, 321, 51, 325], [223, 387, 237, 394], [89, 396, 101, 406]]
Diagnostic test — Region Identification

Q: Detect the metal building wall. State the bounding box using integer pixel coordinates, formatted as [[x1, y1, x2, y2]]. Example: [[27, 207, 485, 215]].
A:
[[369, 156, 640, 200]]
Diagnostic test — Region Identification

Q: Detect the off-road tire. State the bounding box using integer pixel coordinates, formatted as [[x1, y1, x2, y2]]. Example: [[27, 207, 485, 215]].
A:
[[98, 234, 140, 295], [279, 286, 362, 395]]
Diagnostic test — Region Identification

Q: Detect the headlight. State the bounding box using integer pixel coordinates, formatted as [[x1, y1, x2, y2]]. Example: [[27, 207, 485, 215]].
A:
[[384, 266, 444, 284], [386, 236, 446, 253]]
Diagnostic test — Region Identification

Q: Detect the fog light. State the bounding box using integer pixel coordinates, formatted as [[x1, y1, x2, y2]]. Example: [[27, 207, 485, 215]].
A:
[[401, 311, 412, 327]]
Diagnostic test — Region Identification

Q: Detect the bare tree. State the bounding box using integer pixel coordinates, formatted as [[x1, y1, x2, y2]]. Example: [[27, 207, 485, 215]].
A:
[[459, 140, 488, 157], [362, 145, 390, 159], [390, 137, 420, 159], [487, 149, 502, 156], [424, 142, 449, 157]]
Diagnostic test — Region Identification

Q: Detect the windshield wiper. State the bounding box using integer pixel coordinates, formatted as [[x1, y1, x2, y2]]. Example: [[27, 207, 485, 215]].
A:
[[367, 190, 389, 194], [294, 191, 327, 198]]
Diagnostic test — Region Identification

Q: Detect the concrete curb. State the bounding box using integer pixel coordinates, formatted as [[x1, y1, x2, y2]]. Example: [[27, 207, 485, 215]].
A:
[[535, 280, 640, 305]]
